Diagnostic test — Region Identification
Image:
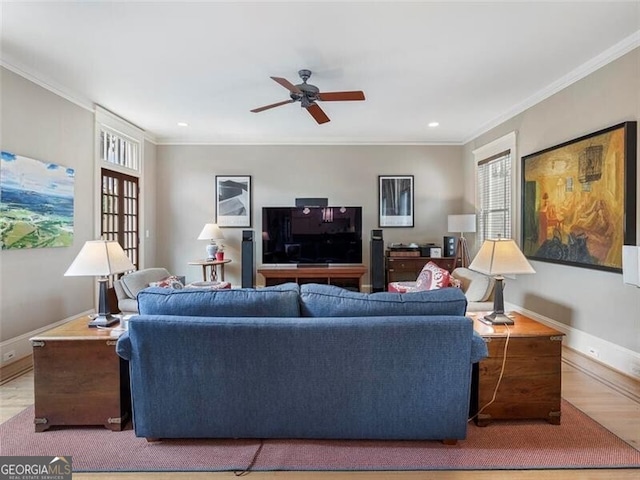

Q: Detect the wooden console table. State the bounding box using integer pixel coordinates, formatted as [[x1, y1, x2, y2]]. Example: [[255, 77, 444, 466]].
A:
[[258, 265, 367, 291], [30, 315, 130, 431], [470, 311, 565, 426]]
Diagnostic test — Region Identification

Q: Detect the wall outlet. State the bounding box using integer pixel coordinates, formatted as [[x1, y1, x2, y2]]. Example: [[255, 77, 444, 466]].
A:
[[2, 350, 16, 363], [587, 347, 600, 359]]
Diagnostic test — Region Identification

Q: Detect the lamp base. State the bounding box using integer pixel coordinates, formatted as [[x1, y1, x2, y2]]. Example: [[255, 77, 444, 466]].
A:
[[206, 243, 218, 261], [480, 312, 515, 325], [88, 314, 120, 328]]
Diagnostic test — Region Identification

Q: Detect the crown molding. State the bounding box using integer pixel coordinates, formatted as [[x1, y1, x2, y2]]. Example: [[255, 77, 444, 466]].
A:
[[463, 29, 640, 145], [154, 138, 464, 146], [1, 57, 95, 113]]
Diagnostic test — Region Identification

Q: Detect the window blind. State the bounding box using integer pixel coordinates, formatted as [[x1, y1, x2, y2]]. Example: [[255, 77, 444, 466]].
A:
[[477, 150, 512, 242]]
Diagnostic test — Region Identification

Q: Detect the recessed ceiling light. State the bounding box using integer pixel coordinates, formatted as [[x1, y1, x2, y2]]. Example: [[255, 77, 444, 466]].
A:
[[428, 122, 440, 128], [177, 122, 189, 127]]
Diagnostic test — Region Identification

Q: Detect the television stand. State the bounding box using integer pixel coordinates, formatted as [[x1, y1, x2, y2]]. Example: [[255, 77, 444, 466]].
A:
[[258, 265, 367, 291]]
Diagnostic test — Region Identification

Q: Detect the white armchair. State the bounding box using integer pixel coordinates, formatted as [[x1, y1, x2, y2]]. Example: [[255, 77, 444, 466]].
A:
[[113, 268, 184, 315]]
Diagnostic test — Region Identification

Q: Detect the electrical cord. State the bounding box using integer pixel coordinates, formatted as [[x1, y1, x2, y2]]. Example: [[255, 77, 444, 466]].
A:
[[469, 323, 511, 423], [234, 439, 264, 476]]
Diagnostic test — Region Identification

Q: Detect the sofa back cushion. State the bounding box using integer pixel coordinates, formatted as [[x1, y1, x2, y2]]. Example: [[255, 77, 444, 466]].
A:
[[299, 283, 467, 317], [452, 267, 495, 302], [138, 282, 300, 317]]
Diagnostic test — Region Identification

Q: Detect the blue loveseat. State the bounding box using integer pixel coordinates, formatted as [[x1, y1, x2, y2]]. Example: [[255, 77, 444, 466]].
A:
[[116, 283, 487, 443]]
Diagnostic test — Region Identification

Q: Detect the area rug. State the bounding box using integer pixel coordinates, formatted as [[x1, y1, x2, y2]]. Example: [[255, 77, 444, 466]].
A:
[[1, 400, 639, 472]]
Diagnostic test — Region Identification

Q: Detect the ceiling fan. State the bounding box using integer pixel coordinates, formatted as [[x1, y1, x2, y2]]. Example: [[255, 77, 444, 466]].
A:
[[250, 69, 365, 124]]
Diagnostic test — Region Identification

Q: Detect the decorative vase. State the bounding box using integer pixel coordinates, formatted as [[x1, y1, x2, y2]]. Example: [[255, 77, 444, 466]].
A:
[[206, 243, 218, 260], [215, 251, 224, 261]]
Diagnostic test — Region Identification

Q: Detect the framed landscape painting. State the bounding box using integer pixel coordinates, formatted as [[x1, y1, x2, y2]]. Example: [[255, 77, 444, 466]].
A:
[[379, 175, 414, 227], [215, 175, 251, 227], [1, 151, 75, 249], [521, 122, 637, 272]]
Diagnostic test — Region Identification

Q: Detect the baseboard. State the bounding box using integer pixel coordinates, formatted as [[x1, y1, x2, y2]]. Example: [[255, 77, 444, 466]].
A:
[[0, 356, 33, 385], [0, 311, 93, 373], [509, 303, 640, 381], [562, 347, 640, 404]]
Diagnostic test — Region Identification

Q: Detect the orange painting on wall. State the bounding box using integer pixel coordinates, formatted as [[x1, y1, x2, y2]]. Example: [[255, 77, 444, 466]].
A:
[[522, 122, 637, 272]]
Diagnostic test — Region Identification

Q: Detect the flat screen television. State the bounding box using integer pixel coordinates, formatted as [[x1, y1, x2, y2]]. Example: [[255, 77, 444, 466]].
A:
[[262, 206, 362, 265]]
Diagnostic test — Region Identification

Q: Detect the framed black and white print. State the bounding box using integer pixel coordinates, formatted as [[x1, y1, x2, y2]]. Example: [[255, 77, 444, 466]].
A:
[[215, 175, 251, 227], [378, 175, 414, 227]]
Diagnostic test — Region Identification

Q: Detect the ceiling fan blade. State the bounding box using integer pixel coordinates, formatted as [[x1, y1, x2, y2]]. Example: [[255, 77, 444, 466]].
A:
[[250, 99, 294, 113], [317, 91, 365, 102], [306, 103, 330, 124], [270, 76, 303, 94]]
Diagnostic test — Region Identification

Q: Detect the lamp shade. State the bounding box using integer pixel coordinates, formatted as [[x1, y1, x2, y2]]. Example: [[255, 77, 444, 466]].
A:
[[198, 223, 225, 241], [622, 245, 640, 286], [469, 238, 535, 276], [65, 240, 135, 277], [448, 214, 476, 233]]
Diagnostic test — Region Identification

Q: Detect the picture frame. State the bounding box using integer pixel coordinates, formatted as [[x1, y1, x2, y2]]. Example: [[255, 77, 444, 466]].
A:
[[521, 121, 637, 272], [379, 175, 414, 227], [215, 175, 251, 227]]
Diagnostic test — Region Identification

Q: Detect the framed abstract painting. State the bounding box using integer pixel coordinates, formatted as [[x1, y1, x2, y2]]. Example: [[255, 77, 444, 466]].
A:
[[215, 175, 251, 227], [379, 175, 414, 228]]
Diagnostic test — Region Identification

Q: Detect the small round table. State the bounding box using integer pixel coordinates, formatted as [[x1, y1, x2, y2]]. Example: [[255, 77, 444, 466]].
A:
[[188, 259, 232, 282]]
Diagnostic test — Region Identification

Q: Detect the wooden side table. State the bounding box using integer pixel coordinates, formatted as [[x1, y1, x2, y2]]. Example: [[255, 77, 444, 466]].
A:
[[30, 316, 130, 432], [470, 311, 565, 426], [189, 259, 231, 282]]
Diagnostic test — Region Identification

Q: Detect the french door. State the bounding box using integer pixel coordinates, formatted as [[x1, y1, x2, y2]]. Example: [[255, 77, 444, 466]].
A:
[[101, 168, 139, 269]]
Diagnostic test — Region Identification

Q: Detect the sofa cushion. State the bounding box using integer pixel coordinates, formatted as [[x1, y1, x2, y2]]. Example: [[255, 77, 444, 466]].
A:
[[452, 267, 495, 302], [137, 282, 301, 317], [415, 261, 451, 290], [120, 268, 171, 298], [300, 283, 467, 317]]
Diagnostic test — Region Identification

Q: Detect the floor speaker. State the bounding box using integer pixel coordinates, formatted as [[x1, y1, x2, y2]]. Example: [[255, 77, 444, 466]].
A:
[[443, 235, 457, 258], [370, 229, 385, 292], [241, 230, 255, 288]]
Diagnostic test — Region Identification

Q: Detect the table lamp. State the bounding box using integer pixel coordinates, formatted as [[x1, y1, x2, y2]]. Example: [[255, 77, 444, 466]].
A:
[[65, 240, 135, 327], [448, 214, 476, 268], [198, 223, 225, 260], [468, 237, 535, 325]]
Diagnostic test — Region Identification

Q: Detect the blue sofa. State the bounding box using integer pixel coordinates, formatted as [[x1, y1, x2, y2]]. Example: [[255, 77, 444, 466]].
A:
[[116, 283, 487, 443]]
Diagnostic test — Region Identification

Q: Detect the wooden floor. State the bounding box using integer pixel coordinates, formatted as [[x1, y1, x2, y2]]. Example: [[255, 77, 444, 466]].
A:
[[1, 347, 639, 480]]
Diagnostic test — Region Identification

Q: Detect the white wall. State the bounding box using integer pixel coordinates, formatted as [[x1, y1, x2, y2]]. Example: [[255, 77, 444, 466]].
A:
[[0, 68, 95, 342], [142, 139, 158, 268], [155, 144, 464, 287], [462, 48, 640, 366]]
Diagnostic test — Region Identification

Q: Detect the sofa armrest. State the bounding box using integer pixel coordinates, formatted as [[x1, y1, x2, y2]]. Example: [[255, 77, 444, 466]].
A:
[[116, 332, 132, 361], [470, 331, 489, 363]]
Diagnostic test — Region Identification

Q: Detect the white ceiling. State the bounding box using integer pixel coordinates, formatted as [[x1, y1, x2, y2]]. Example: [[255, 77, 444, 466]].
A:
[[2, 1, 639, 145]]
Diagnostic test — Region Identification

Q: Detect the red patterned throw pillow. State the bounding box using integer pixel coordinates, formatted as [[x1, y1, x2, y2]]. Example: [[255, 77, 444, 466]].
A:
[[415, 262, 451, 291]]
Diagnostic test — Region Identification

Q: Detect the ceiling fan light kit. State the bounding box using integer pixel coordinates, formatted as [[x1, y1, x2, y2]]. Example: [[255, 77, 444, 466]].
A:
[[251, 69, 365, 124]]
